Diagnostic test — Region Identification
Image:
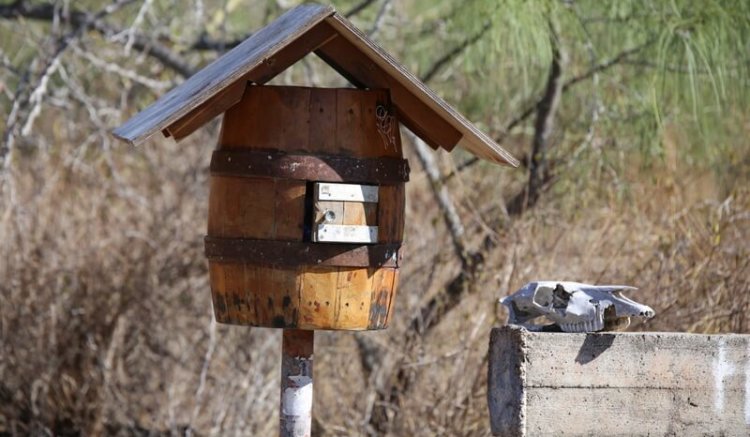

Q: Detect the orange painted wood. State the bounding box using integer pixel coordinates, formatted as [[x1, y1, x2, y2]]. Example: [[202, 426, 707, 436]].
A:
[[334, 268, 374, 329], [384, 269, 399, 326], [298, 267, 339, 329], [208, 84, 403, 330]]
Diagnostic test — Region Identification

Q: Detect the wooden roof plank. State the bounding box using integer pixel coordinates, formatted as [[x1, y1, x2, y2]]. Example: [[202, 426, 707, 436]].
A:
[[164, 20, 338, 140], [112, 3, 335, 146], [165, 80, 246, 140], [323, 14, 519, 167], [111, 3, 518, 167]]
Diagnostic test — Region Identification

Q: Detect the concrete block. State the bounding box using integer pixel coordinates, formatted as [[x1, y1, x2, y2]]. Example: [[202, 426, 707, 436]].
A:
[[488, 325, 750, 436]]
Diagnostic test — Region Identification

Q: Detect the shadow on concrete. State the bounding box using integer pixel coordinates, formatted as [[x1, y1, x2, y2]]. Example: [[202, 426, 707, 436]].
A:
[[575, 334, 617, 364]]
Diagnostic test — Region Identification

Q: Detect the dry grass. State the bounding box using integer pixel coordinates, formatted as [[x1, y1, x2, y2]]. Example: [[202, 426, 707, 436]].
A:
[[1, 1, 748, 434], [1, 110, 748, 436]]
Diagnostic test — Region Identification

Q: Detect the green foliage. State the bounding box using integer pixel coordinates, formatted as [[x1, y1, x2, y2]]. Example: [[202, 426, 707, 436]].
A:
[[427, 0, 750, 187]]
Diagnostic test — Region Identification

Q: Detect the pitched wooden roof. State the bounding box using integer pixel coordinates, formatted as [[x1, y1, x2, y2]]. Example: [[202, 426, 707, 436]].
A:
[[113, 3, 518, 167]]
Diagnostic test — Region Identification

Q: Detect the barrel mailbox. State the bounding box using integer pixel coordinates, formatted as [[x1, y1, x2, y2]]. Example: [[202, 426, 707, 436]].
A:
[[205, 85, 407, 330], [112, 4, 517, 435]]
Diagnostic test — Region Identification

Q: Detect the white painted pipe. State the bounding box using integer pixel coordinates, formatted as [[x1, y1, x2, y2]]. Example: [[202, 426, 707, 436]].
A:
[[280, 329, 314, 437]]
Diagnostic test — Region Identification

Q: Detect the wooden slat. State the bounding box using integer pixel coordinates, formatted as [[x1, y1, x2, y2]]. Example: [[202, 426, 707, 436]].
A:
[[112, 4, 334, 145], [315, 30, 462, 153], [308, 87, 337, 152], [368, 268, 396, 329], [165, 80, 246, 140], [377, 184, 405, 243], [274, 179, 306, 240], [335, 88, 367, 155], [298, 267, 339, 329], [209, 262, 229, 323], [342, 201, 377, 226], [208, 176, 275, 238], [334, 268, 373, 329], [383, 268, 399, 326], [223, 263, 246, 324]]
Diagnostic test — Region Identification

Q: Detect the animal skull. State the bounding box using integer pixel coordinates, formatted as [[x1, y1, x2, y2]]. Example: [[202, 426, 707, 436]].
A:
[[501, 281, 655, 333]]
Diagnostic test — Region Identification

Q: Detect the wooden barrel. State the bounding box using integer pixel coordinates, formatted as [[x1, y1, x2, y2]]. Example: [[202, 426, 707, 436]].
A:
[[206, 84, 407, 330]]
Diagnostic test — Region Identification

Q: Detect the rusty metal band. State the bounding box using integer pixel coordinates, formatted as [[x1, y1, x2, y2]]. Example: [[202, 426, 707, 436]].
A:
[[210, 150, 410, 184], [204, 237, 402, 268]]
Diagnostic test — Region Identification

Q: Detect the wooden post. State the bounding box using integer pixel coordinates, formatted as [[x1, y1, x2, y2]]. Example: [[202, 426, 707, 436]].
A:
[[280, 329, 314, 437]]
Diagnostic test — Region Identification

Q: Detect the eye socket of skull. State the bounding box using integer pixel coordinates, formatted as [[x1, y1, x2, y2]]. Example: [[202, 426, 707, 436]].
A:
[[532, 287, 554, 307]]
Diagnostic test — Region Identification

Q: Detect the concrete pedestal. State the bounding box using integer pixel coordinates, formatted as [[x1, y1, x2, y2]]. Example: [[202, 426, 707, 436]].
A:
[[488, 325, 750, 436]]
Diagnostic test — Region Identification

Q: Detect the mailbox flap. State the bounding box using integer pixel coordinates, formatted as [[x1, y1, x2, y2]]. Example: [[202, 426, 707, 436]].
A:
[[313, 182, 378, 243]]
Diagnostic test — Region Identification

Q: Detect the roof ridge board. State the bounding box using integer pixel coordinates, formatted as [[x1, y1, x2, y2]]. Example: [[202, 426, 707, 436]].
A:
[[112, 3, 335, 146]]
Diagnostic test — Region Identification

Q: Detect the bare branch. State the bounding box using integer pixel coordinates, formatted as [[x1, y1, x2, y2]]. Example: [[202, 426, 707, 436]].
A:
[[189, 33, 248, 51], [0, 1, 195, 78], [421, 21, 491, 84], [367, 0, 392, 38], [1, 0, 140, 169], [119, 0, 152, 54], [408, 131, 468, 265], [345, 0, 378, 18], [523, 24, 566, 210], [452, 38, 656, 176]]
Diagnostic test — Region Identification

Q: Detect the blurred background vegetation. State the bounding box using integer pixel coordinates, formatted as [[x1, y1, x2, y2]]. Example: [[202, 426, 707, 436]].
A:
[[1, 0, 748, 435]]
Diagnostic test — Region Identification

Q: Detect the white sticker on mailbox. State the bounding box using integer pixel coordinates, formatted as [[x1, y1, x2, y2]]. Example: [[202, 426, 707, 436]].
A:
[[314, 224, 378, 243], [315, 183, 379, 203]]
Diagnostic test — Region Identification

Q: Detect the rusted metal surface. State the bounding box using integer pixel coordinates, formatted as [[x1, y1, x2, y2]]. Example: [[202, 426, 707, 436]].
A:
[[204, 237, 402, 268], [210, 150, 410, 184], [280, 329, 314, 437]]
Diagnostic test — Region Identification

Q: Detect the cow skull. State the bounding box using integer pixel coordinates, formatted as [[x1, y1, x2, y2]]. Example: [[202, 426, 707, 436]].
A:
[[500, 281, 655, 333]]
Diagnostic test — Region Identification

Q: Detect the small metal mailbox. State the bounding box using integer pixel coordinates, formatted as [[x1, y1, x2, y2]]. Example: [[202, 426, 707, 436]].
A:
[[314, 182, 379, 244]]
